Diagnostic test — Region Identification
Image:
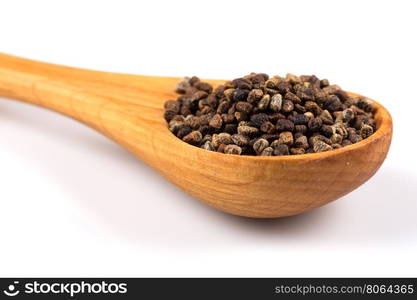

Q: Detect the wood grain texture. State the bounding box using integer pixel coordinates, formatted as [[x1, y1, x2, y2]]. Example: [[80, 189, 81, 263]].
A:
[[0, 54, 393, 218]]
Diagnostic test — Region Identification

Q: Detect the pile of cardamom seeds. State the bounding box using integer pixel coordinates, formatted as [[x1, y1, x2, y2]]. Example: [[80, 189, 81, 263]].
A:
[[164, 73, 375, 156]]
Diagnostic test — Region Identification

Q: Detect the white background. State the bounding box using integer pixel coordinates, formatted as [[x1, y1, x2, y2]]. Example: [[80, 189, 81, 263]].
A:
[[0, 0, 416, 277]]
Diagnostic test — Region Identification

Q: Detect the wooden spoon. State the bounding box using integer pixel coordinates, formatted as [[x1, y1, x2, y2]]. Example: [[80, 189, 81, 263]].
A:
[[0, 54, 392, 218]]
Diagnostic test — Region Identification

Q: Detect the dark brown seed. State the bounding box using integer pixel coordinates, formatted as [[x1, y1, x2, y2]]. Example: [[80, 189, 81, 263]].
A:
[[315, 90, 328, 106], [304, 101, 322, 116], [168, 120, 184, 134], [233, 89, 249, 102], [195, 81, 213, 93], [199, 125, 210, 135], [333, 110, 344, 123], [164, 100, 180, 112], [357, 97, 374, 113], [253, 138, 269, 155], [190, 90, 208, 102], [171, 115, 185, 122], [360, 124, 374, 139], [294, 132, 304, 140], [201, 141, 215, 151], [221, 113, 235, 124], [274, 144, 290, 156], [265, 77, 280, 89], [294, 135, 309, 149], [313, 140, 332, 153], [200, 105, 214, 115], [180, 105, 191, 116], [189, 76, 200, 86], [234, 111, 248, 122], [217, 101, 230, 114], [348, 129, 363, 143], [183, 131, 202, 145], [324, 95, 342, 112], [320, 110, 334, 125], [293, 114, 309, 125], [277, 81, 292, 93], [335, 90, 350, 103], [184, 86, 199, 97], [350, 105, 366, 115], [238, 125, 259, 137], [260, 121, 275, 133], [276, 119, 294, 132], [177, 126, 192, 139], [344, 97, 358, 107], [270, 139, 281, 149], [232, 78, 252, 90], [257, 94, 271, 110], [213, 85, 226, 98], [308, 117, 323, 132], [342, 139, 352, 147], [342, 108, 355, 122], [249, 74, 266, 83], [207, 94, 218, 108], [282, 99, 294, 113], [352, 115, 369, 130], [284, 92, 302, 104], [261, 134, 280, 143], [217, 133, 233, 145], [333, 123, 348, 138], [223, 88, 235, 101], [231, 134, 250, 146], [217, 143, 226, 153], [202, 134, 212, 144], [209, 114, 223, 129], [260, 147, 274, 156], [323, 84, 341, 95], [269, 113, 286, 123], [250, 113, 269, 127], [224, 123, 238, 134], [238, 121, 251, 127], [224, 144, 242, 155], [278, 131, 294, 146], [296, 86, 314, 101], [320, 79, 330, 88], [198, 98, 209, 111], [294, 104, 307, 114], [268, 95, 281, 111], [330, 134, 343, 144], [286, 73, 301, 84], [287, 111, 297, 122], [163, 110, 177, 122], [290, 148, 305, 155], [185, 116, 202, 129], [304, 112, 314, 120], [175, 78, 191, 94], [321, 125, 334, 138], [247, 89, 264, 103], [236, 101, 253, 114], [227, 103, 236, 115], [294, 125, 307, 134], [264, 88, 279, 96]]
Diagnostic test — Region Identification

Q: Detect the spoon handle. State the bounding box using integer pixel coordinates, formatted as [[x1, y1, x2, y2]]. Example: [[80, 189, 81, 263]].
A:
[[0, 53, 184, 172], [0, 53, 127, 131]]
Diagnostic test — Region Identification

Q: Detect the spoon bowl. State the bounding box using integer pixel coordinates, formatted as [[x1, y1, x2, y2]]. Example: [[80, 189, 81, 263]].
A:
[[0, 54, 392, 218]]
